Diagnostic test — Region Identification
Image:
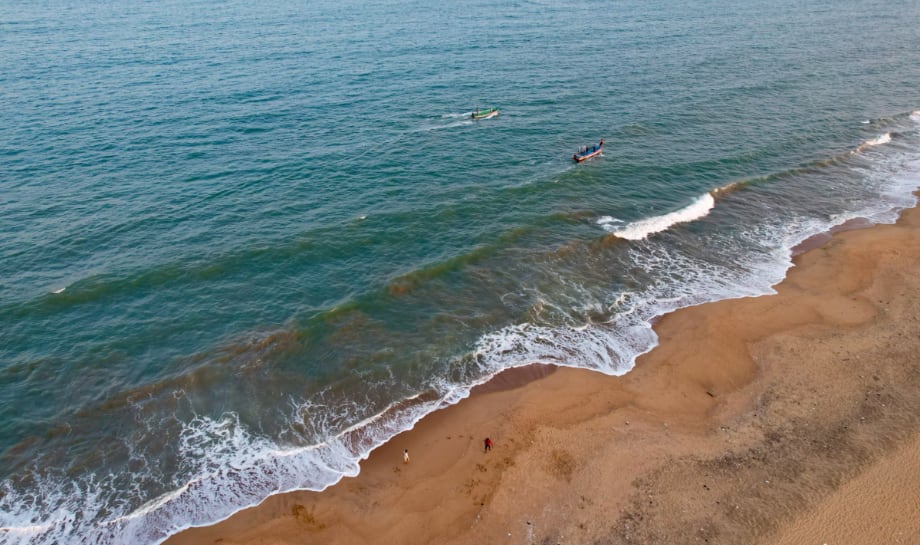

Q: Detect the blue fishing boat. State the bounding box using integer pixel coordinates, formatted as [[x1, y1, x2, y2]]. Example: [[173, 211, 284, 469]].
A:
[[573, 139, 604, 162]]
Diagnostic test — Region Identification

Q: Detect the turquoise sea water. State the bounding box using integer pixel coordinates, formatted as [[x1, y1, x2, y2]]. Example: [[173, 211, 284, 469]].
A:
[[2, 0, 920, 543]]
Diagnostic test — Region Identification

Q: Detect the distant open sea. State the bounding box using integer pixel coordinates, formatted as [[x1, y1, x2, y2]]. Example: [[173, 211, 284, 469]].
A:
[[2, 0, 919, 542]]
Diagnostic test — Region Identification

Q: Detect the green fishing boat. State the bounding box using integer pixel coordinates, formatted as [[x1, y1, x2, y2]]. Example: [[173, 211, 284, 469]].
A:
[[471, 107, 499, 120]]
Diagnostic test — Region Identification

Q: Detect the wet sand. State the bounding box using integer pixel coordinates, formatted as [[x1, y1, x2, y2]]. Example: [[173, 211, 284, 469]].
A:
[[166, 201, 920, 545]]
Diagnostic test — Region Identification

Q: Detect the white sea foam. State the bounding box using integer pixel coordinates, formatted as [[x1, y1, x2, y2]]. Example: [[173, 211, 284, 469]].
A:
[[597, 193, 715, 240], [0, 523, 51, 534], [862, 132, 892, 148], [0, 396, 446, 545], [416, 119, 473, 131]]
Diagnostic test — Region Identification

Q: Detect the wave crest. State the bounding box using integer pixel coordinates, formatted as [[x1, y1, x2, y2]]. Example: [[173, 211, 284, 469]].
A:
[[859, 132, 892, 149], [597, 193, 715, 241]]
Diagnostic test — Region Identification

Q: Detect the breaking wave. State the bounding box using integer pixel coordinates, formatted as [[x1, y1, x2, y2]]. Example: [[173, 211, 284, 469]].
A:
[[597, 193, 715, 240], [857, 132, 893, 151]]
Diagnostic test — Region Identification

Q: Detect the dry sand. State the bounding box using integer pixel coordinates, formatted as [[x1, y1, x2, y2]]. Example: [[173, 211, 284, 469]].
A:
[[166, 202, 920, 545]]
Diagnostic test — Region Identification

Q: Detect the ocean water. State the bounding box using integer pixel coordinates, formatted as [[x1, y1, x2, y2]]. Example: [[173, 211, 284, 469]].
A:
[[2, 0, 920, 542]]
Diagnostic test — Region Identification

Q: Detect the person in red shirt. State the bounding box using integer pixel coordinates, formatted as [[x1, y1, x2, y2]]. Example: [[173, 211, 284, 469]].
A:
[[484, 437, 493, 452]]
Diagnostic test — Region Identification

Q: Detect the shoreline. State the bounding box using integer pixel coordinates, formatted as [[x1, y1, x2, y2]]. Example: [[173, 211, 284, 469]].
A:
[[166, 200, 920, 545]]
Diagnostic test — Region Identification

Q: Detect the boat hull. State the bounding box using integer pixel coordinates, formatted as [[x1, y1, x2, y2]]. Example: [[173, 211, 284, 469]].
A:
[[573, 142, 604, 162], [573, 150, 601, 162], [472, 109, 499, 120]]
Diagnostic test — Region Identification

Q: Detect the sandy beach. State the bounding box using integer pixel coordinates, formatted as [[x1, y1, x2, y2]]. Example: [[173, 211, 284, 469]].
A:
[[166, 201, 920, 545]]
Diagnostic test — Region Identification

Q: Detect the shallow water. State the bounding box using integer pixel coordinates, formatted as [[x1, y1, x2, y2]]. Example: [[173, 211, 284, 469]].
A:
[[1, 0, 919, 543]]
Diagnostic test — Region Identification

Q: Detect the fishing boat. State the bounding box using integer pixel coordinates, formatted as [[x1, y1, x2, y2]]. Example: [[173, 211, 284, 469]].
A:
[[573, 139, 604, 162], [471, 107, 499, 120]]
